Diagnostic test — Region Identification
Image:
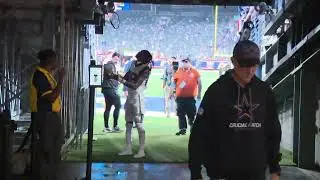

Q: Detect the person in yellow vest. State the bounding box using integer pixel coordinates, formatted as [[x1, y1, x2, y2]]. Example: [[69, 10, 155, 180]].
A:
[[29, 49, 65, 180]]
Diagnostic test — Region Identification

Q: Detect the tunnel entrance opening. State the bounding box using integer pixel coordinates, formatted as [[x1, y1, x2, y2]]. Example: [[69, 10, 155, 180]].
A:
[[63, 3, 294, 166]]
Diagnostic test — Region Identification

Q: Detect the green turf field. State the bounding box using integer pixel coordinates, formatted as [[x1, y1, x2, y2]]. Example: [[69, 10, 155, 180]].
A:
[[66, 69, 294, 165], [66, 115, 189, 163], [97, 69, 219, 97], [144, 69, 220, 97], [65, 114, 294, 165]]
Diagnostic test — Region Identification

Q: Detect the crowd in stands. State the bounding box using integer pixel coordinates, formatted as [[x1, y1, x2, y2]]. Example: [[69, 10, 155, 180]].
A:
[[216, 13, 240, 55], [99, 7, 240, 59]]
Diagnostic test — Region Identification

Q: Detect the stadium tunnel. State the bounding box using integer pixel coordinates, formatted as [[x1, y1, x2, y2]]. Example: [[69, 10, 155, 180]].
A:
[[0, 0, 319, 179]]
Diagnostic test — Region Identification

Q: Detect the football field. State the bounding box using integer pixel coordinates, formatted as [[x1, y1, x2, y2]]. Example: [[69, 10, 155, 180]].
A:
[[65, 114, 294, 165], [144, 69, 219, 98], [65, 69, 294, 165]]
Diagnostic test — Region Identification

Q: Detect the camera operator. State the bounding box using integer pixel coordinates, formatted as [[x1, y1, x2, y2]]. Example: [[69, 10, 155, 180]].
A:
[[101, 52, 121, 132], [162, 57, 178, 117], [108, 50, 153, 158]]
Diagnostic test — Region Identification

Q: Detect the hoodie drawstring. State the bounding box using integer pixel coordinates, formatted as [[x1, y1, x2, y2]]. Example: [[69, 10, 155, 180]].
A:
[[237, 85, 253, 107], [237, 85, 240, 106], [249, 88, 252, 106]]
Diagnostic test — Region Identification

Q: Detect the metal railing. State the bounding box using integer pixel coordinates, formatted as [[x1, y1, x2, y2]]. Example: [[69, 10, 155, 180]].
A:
[[58, 17, 90, 153], [73, 87, 89, 150], [0, 19, 23, 117]]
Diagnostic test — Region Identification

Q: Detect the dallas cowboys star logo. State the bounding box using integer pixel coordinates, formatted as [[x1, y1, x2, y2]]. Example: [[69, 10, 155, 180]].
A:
[[234, 93, 259, 122]]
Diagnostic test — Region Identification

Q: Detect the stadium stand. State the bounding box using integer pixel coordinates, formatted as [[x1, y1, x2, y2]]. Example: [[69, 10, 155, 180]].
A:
[[96, 5, 240, 70]]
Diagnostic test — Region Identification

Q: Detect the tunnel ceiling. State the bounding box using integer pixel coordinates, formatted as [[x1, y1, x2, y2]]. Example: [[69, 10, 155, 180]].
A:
[[0, 0, 272, 8], [117, 0, 273, 5], [0, 0, 73, 8], [0, 0, 272, 21]]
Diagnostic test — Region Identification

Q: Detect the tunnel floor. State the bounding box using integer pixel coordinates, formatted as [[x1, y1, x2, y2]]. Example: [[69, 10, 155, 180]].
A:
[[56, 163, 320, 180]]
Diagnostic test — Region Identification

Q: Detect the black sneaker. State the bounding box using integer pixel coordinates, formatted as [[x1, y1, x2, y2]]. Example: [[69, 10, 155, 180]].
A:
[[113, 126, 120, 132], [175, 130, 186, 136]]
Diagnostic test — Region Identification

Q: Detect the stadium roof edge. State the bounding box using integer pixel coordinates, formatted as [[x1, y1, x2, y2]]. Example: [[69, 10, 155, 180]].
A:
[[115, 0, 273, 6]]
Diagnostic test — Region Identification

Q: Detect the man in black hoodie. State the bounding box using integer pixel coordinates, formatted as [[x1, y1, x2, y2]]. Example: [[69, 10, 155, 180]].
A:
[[188, 40, 282, 180]]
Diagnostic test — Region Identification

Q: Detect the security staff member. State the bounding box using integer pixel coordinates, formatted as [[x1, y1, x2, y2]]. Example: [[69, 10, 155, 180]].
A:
[[173, 58, 202, 136], [30, 49, 65, 180]]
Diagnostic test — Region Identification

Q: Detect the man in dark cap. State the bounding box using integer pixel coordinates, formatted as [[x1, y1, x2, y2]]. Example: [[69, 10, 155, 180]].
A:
[[188, 40, 282, 180]]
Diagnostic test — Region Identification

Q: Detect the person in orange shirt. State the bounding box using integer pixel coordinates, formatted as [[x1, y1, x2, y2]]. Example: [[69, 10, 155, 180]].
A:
[[173, 58, 202, 136]]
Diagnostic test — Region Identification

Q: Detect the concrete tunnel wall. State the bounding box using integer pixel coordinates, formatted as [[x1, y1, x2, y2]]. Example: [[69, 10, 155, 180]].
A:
[[315, 75, 320, 166], [279, 101, 294, 152]]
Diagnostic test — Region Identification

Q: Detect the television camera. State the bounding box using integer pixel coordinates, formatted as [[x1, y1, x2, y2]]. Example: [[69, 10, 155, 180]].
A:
[[239, 20, 254, 42], [172, 61, 179, 73], [93, 0, 119, 34]]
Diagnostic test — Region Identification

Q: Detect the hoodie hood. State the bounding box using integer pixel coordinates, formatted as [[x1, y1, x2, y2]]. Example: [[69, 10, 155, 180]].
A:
[[217, 69, 258, 88]]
